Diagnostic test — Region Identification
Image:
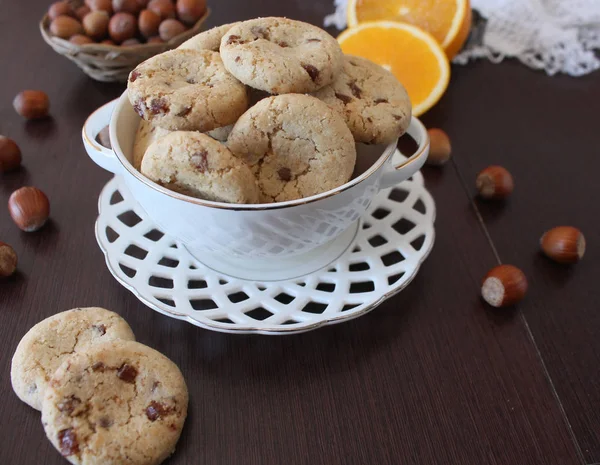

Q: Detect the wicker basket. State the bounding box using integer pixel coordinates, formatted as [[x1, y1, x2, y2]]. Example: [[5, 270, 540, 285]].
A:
[[40, 7, 211, 83]]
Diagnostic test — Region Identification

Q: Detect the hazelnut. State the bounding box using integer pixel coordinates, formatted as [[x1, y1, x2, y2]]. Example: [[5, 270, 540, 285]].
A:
[[85, 0, 113, 13], [136, 0, 150, 6], [8, 187, 50, 232], [176, 0, 205, 25], [146, 35, 164, 43], [481, 264, 528, 308], [13, 90, 50, 120], [426, 128, 451, 166], [159, 18, 186, 41], [0, 242, 18, 278], [75, 5, 91, 20], [101, 39, 117, 45], [139, 9, 161, 38], [148, 0, 175, 19], [113, 0, 141, 14], [541, 226, 586, 264], [476, 165, 514, 200], [122, 38, 141, 46], [0, 136, 22, 173], [49, 15, 84, 39], [109, 12, 138, 43], [48, 1, 74, 20], [69, 34, 95, 45], [83, 10, 110, 40]]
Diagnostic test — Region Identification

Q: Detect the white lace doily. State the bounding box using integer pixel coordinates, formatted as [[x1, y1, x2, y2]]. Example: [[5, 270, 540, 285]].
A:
[[325, 0, 600, 76]]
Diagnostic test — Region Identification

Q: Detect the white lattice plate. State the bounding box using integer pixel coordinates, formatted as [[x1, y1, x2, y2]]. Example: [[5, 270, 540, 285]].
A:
[[95, 171, 436, 334]]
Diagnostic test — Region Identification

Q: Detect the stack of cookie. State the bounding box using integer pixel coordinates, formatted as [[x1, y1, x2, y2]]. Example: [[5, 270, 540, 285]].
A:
[[11, 307, 188, 465], [128, 17, 412, 204]]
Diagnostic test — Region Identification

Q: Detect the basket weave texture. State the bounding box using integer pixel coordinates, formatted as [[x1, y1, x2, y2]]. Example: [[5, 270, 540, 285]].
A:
[[40, 7, 210, 82]]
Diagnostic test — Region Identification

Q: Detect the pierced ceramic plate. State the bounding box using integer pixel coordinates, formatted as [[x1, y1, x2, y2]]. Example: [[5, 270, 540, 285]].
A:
[[95, 170, 436, 335]]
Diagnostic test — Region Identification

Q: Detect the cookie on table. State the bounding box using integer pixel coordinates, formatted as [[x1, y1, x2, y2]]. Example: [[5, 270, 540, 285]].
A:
[[227, 94, 356, 203], [141, 131, 260, 204], [11, 307, 135, 411], [220, 17, 344, 94], [312, 55, 412, 144], [127, 49, 248, 132], [178, 22, 241, 51], [41, 340, 188, 465]]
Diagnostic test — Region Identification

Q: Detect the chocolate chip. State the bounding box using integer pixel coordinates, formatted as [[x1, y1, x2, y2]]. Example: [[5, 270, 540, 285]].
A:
[[302, 64, 319, 82], [151, 381, 161, 392], [98, 417, 113, 428], [129, 70, 140, 82], [278, 167, 292, 181], [186, 78, 196, 84], [277, 41, 289, 48], [367, 117, 373, 123], [28, 383, 37, 394], [335, 93, 353, 105], [91, 362, 105, 372], [149, 98, 169, 115], [226, 35, 241, 45], [58, 429, 79, 457], [190, 150, 208, 173], [169, 423, 178, 431], [58, 395, 81, 415], [116, 363, 137, 383], [176, 106, 192, 117], [348, 82, 362, 98], [145, 401, 174, 421], [393, 115, 402, 121], [251, 26, 269, 40], [91, 324, 106, 336], [133, 101, 145, 118], [374, 98, 388, 104], [306, 38, 321, 43], [234, 56, 241, 63]]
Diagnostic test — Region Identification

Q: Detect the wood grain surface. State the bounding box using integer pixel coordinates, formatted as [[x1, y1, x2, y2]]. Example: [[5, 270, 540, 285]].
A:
[[0, 1, 597, 464]]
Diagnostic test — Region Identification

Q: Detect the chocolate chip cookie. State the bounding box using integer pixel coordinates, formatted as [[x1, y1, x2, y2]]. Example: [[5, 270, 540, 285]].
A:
[[141, 131, 260, 204], [127, 49, 249, 132], [220, 17, 344, 94], [11, 307, 135, 411], [312, 55, 412, 144], [41, 340, 188, 465], [178, 22, 241, 51], [227, 94, 356, 203]]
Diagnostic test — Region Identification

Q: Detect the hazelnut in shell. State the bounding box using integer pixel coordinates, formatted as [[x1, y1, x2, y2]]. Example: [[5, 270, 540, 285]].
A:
[[49, 15, 84, 39], [0, 136, 22, 173], [101, 39, 116, 45], [481, 264, 528, 308], [109, 12, 138, 43], [426, 128, 452, 166], [8, 187, 50, 232], [476, 165, 514, 200], [121, 38, 141, 46], [139, 9, 161, 38], [85, 0, 113, 13], [69, 34, 95, 45], [75, 5, 91, 20], [146, 35, 164, 43], [48, 1, 74, 20], [541, 226, 586, 264], [113, 0, 141, 14], [148, 0, 175, 19], [176, 0, 206, 25], [0, 242, 18, 278], [83, 10, 110, 40], [13, 90, 50, 120], [159, 18, 187, 41]]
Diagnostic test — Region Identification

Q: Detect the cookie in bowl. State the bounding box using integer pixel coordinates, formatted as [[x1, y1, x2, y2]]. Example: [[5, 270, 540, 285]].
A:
[[178, 21, 241, 51], [227, 94, 356, 203], [127, 48, 248, 131], [141, 131, 260, 203], [312, 55, 412, 144]]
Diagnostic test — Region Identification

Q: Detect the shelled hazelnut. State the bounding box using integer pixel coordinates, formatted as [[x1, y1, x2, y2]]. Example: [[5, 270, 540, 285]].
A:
[[481, 264, 528, 308], [13, 90, 50, 120], [426, 128, 452, 166], [8, 187, 51, 232], [0, 242, 18, 278], [476, 165, 514, 200], [0, 136, 22, 173], [540, 226, 586, 264]]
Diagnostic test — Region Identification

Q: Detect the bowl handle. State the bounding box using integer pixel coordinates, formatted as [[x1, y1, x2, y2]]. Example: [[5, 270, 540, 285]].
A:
[[379, 117, 430, 190], [82, 98, 122, 174]]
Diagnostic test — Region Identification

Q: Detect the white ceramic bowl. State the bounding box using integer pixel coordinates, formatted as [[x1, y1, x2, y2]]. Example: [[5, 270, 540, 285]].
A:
[[83, 92, 429, 260]]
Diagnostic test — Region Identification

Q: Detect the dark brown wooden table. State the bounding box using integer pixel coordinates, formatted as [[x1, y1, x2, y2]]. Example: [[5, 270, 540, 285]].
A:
[[1, 1, 599, 464]]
